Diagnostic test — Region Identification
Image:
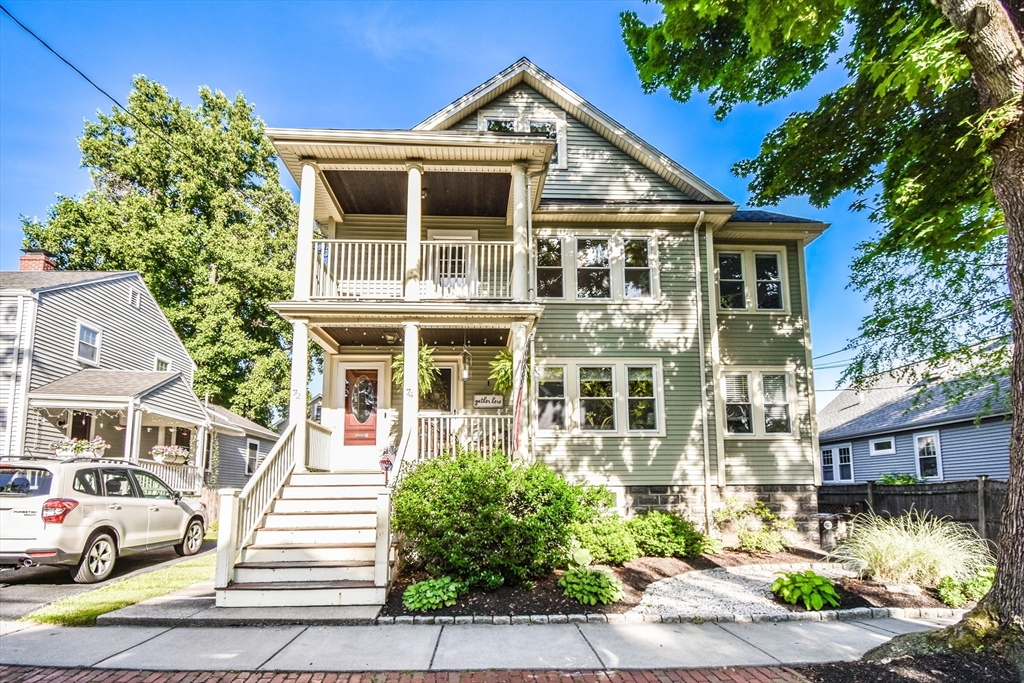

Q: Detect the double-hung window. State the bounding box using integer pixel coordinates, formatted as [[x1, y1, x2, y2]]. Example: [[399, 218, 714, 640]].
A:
[[536, 235, 658, 301], [536, 238, 564, 298], [75, 322, 101, 365], [716, 248, 787, 312], [915, 432, 942, 479], [626, 366, 658, 431], [821, 444, 853, 483], [246, 440, 260, 476], [578, 366, 615, 431], [576, 238, 612, 299], [537, 366, 567, 431], [623, 239, 652, 298], [723, 370, 794, 437]]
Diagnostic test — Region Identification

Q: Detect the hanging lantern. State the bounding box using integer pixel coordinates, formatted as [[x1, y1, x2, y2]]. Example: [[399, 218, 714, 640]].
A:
[[459, 339, 472, 382]]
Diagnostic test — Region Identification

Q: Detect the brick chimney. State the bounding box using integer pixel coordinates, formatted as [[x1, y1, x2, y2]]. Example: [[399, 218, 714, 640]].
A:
[[20, 249, 57, 271]]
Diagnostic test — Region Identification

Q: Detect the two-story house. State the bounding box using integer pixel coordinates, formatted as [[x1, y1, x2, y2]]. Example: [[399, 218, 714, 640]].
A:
[[213, 59, 827, 610], [1, 251, 210, 491]]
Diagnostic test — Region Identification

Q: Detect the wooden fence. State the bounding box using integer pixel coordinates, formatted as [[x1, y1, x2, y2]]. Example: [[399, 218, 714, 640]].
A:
[[818, 476, 1006, 544]]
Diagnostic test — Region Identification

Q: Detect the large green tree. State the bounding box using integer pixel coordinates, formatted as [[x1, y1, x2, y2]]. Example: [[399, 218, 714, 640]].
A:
[[622, 0, 1024, 663], [23, 77, 298, 425]]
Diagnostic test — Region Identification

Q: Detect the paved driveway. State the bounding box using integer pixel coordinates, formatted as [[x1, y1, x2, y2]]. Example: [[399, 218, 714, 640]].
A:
[[0, 541, 215, 621]]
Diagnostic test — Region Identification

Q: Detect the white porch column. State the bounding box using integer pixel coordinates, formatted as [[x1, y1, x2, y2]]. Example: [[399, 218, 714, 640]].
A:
[[402, 322, 420, 456], [405, 163, 423, 301], [511, 163, 529, 301], [510, 321, 529, 460], [123, 400, 138, 463], [294, 161, 317, 301], [196, 424, 208, 480], [290, 320, 309, 472]]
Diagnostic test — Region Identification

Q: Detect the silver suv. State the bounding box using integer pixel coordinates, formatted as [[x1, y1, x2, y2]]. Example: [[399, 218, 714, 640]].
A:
[[0, 457, 207, 583]]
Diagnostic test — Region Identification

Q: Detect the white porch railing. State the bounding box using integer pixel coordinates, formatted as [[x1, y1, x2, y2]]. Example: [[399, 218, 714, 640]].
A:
[[307, 419, 332, 471], [312, 240, 406, 299], [215, 422, 296, 589], [417, 414, 512, 460], [138, 461, 203, 494], [420, 241, 513, 299]]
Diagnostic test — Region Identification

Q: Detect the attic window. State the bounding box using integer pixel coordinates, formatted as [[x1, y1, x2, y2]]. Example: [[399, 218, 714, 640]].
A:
[[128, 288, 143, 309], [478, 109, 567, 170], [530, 120, 559, 166], [485, 118, 515, 133]]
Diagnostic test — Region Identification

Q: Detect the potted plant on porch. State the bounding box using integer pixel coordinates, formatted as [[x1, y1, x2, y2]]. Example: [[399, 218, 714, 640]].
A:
[[52, 436, 109, 459], [149, 444, 191, 465]]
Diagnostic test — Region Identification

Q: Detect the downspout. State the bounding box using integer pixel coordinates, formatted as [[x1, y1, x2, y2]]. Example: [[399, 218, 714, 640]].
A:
[[692, 211, 713, 534]]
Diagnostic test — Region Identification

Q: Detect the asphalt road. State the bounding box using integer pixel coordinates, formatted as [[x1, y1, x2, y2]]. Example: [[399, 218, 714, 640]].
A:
[[0, 540, 216, 621]]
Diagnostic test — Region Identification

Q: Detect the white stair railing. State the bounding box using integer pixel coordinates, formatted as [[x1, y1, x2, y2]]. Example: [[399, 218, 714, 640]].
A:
[[215, 422, 296, 589], [306, 420, 332, 471], [311, 240, 406, 299], [420, 241, 513, 299], [375, 429, 413, 588], [416, 415, 512, 460], [138, 461, 203, 494]]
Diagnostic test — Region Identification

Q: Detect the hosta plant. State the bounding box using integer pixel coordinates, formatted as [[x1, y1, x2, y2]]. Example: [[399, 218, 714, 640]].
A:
[[771, 570, 841, 611], [402, 576, 466, 612], [558, 568, 623, 606]]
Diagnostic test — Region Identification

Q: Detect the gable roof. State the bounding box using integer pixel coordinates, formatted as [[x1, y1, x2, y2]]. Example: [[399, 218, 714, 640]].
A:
[[818, 371, 1011, 442], [414, 58, 732, 205], [31, 369, 178, 398], [207, 403, 279, 440], [0, 270, 134, 293]]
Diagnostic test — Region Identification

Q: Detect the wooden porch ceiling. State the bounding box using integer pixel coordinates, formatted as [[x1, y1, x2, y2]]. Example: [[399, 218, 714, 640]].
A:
[[322, 325, 509, 347], [322, 170, 511, 216]]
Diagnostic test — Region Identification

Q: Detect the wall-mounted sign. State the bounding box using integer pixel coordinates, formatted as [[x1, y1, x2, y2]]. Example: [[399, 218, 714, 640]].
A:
[[473, 394, 504, 408]]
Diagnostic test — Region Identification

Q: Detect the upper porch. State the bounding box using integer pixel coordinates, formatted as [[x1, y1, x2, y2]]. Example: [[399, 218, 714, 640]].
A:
[[269, 129, 556, 304]]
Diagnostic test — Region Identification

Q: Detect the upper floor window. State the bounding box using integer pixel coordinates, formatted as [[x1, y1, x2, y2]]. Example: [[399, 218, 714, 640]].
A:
[[723, 370, 794, 437], [75, 322, 101, 365], [716, 248, 787, 312], [479, 109, 567, 169], [535, 234, 659, 302], [485, 118, 515, 133], [154, 355, 172, 372], [537, 366, 567, 431]]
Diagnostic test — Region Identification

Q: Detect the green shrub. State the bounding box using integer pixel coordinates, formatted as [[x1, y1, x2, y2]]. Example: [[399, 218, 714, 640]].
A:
[[558, 568, 623, 605], [771, 570, 841, 611], [877, 473, 920, 485], [392, 450, 610, 586], [830, 511, 993, 586], [713, 499, 795, 555], [572, 515, 640, 565], [402, 576, 466, 611], [937, 566, 995, 607], [627, 510, 717, 557]]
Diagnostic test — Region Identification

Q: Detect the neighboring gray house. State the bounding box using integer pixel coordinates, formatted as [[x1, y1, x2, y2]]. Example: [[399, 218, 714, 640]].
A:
[[204, 403, 280, 488], [1, 251, 210, 490], [817, 370, 1010, 484]]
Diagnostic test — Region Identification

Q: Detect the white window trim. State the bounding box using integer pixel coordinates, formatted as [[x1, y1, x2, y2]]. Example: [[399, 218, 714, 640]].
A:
[[418, 360, 463, 415], [74, 320, 102, 366], [534, 358, 666, 438], [715, 246, 790, 314], [245, 438, 260, 476], [478, 109, 568, 170], [821, 443, 855, 483], [154, 354, 173, 372], [127, 287, 143, 309], [720, 367, 796, 439], [914, 431, 944, 480], [869, 437, 896, 456], [533, 230, 662, 303], [536, 364, 569, 432]]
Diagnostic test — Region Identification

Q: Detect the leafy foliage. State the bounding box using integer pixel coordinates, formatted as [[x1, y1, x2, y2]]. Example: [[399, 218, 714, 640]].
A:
[[713, 498, 794, 555], [488, 349, 516, 395], [771, 570, 842, 611], [391, 345, 440, 397], [831, 511, 993, 586], [558, 567, 623, 606], [627, 510, 719, 558], [391, 449, 610, 587], [402, 576, 467, 612], [938, 566, 996, 608], [877, 473, 921, 485], [22, 77, 297, 424], [571, 514, 640, 566]]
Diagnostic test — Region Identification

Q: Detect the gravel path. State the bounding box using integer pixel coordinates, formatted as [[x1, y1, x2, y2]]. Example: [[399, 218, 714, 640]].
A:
[[630, 562, 855, 618]]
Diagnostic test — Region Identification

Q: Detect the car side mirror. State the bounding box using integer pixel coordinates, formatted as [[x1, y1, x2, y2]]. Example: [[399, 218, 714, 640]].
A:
[[173, 491, 182, 503]]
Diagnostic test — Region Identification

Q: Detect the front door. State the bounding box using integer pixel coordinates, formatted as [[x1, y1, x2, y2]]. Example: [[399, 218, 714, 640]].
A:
[[344, 369, 378, 447]]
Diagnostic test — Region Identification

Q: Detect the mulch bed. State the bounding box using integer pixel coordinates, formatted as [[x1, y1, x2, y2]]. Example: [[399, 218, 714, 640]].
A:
[[798, 652, 1018, 683], [381, 546, 949, 617]]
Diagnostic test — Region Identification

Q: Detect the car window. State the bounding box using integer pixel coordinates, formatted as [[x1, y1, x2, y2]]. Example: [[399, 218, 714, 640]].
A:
[[131, 470, 175, 499], [0, 468, 53, 496], [73, 469, 101, 496], [101, 469, 137, 497]]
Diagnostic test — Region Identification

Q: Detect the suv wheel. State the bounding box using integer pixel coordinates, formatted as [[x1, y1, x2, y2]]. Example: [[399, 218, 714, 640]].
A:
[[175, 518, 204, 556], [72, 532, 116, 583]]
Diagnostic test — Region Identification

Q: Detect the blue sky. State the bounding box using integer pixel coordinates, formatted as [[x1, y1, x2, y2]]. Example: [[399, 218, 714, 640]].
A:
[[0, 0, 873, 399]]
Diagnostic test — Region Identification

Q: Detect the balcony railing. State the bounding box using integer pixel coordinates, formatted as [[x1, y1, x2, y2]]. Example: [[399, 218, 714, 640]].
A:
[[311, 239, 514, 300], [417, 414, 512, 460]]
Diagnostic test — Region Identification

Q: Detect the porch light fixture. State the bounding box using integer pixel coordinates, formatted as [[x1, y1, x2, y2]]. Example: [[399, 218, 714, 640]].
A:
[[459, 335, 472, 382]]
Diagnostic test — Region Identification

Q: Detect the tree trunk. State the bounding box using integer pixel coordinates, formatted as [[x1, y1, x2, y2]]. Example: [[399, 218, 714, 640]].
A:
[[940, 0, 1024, 633]]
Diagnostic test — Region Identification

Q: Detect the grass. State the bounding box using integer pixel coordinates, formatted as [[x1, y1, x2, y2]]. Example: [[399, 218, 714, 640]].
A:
[[204, 520, 219, 543], [23, 552, 216, 626]]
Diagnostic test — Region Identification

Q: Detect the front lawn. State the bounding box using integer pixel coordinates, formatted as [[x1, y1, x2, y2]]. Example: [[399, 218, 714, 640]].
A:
[[23, 552, 215, 626]]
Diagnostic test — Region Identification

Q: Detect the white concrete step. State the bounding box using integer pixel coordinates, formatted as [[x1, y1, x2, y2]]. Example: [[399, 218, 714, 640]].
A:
[[272, 497, 377, 513], [280, 485, 383, 500], [262, 511, 377, 529], [290, 471, 386, 487], [253, 526, 376, 546], [216, 581, 387, 608], [241, 543, 382, 564], [233, 561, 375, 584]]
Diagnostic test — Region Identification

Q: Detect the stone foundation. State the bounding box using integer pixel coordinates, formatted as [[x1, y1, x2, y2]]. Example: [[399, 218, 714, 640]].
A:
[[620, 484, 820, 547]]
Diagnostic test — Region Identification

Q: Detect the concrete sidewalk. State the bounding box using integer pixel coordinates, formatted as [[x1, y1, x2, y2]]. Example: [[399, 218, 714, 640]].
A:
[[0, 615, 957, 671]]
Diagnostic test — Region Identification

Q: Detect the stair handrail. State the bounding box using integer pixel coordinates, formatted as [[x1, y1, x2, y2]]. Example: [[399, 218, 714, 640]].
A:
[[373, 428, 414, 588], [215, 421, 297, 589]]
